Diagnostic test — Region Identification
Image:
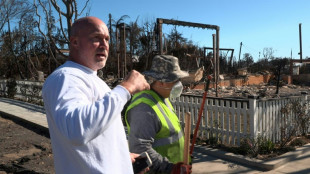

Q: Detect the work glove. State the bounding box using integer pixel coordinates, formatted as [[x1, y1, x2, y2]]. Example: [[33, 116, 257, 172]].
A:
[[171, 162, 192, 174]]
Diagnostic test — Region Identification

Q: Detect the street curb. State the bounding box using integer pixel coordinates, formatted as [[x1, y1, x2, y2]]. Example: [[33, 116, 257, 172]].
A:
[[194, 143, 310, 171], [0, 110, 50, 137]]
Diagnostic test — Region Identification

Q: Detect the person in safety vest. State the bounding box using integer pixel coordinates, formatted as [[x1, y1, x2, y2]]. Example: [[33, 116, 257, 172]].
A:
[[125, 55, 192, 174], [42, 16, 150, 174]]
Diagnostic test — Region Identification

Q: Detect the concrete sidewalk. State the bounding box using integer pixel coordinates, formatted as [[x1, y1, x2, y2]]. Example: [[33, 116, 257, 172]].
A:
[[1, 97, 310, 174]]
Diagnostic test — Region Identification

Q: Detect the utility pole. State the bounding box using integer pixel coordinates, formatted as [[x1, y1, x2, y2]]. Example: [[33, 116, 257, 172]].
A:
[[238, 42, 242, 67], [298, 23, 303, 63], [109, 14, 113, 55], [291, 49, 292, 59]]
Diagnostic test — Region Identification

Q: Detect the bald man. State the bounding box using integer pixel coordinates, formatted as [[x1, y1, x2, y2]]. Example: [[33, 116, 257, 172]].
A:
[[42, 16, 150, 174]]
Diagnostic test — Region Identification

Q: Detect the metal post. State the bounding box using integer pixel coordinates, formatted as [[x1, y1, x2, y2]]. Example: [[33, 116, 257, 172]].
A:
[[238, 42, 242, 67], [212, 34, 216, 91], [216, 27, 220, 97], [117, 54, 120, 78], [123, 23, 127, 76], [230, 49, 234, 72], [299, 23, 303, 63], [109, 14, 113, 55], [290, 60, 293, 76], [203, 47, 206, 68], [157, 18, 163, 55], [116, 27, 119, 78]]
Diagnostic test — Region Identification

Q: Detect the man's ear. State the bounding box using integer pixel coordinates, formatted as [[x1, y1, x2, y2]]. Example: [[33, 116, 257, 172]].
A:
[[70, 37, 78, 47]]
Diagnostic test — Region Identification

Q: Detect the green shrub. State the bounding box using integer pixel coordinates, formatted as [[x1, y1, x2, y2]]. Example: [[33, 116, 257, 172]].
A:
[[239, 138, 253, 156], [259, 139, 275, 154], [238, 136, 275, 157]]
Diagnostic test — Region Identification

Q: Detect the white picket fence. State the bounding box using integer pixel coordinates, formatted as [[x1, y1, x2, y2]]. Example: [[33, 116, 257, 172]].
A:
[[1, 79, 310, 146], [171, 93, 310, 146]]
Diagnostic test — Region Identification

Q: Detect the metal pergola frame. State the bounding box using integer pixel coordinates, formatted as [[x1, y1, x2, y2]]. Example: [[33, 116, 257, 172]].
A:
[[156, 18, 220, 96]]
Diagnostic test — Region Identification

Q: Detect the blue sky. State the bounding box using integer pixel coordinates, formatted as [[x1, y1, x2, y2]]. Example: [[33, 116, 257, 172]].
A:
[[87, 0, 309, 61]]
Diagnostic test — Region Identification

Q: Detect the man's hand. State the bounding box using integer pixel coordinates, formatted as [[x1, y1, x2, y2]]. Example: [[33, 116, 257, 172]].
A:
[[130, 153, 150, 174], [121, 70, 150, 95], [130, 153, 140, 163], [171, 162, 192, 174]]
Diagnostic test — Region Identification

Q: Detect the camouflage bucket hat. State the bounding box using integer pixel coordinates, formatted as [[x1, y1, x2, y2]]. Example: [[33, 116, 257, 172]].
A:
[[143, 55, 189, 82]]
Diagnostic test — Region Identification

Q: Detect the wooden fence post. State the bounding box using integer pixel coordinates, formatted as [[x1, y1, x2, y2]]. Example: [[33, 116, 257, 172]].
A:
[[301, 91, 308, 104], [248, 95, 259, 139], [183, 112, 191, 165], [301, 92, 309, 133]]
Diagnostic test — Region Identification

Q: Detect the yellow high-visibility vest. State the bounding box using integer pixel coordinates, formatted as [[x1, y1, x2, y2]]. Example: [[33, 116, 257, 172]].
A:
[[125, 90, 184, 164]]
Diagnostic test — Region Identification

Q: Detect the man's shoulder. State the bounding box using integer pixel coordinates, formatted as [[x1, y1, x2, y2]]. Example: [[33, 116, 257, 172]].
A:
[[43, 63, 88, 90], [46, 62, 87, 79]]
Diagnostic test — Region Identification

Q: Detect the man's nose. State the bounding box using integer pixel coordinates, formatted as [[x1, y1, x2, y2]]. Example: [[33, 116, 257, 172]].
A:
[[100, 39, 109, 49]]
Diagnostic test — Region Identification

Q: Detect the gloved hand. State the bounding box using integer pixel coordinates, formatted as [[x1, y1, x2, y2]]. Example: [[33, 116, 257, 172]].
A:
[[171, 162, 192, 174]]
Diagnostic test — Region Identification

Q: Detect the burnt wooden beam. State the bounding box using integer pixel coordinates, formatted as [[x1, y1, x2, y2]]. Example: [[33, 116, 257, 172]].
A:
[[157, 18, 219, 30]]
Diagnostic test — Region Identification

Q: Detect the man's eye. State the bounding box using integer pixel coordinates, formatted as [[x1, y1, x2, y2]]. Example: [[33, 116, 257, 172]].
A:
[[93, 37, 100, 42]]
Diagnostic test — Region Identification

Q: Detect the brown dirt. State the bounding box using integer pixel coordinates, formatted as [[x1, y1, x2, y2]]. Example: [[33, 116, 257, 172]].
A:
[[0, 114, 54, 174]]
